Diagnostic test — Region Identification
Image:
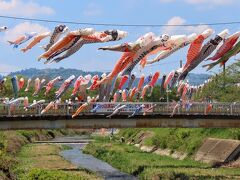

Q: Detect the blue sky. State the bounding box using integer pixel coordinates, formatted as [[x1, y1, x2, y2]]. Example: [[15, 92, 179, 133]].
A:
[[0, 0, 240, 77]]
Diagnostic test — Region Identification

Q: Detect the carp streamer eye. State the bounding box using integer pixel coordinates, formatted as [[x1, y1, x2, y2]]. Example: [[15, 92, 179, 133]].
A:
[[161, 34, 169, 42], [59, 26, 64, 31], [112, 30, 118, 40]]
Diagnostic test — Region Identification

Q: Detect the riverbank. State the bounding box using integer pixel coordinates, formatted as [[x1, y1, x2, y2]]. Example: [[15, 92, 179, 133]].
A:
[[0, 129, 92, 179], [14, 143, 100, 179], [83, 136, 240, 179], [118, 128, 240, 156]]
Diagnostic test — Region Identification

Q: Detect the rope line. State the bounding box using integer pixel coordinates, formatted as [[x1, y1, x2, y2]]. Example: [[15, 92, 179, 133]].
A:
[[1, 15, 240, 27]]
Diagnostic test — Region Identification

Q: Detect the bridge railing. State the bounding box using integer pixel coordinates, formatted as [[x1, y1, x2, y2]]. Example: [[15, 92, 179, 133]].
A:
[[0, 102, 239, 117]]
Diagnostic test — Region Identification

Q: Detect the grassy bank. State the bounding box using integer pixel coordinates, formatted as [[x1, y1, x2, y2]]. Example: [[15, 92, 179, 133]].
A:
[[14, 143, 101, 180], [0, 129, 91, 179], [83, 137, 240, 179], [118, 128, 240, 156]]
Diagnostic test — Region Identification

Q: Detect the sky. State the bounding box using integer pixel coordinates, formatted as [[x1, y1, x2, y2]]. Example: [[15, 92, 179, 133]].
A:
[[0, 0, 240, 77]]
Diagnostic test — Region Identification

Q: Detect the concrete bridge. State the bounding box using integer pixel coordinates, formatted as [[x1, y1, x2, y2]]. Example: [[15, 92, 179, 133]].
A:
[[0, 102, 239, 130]]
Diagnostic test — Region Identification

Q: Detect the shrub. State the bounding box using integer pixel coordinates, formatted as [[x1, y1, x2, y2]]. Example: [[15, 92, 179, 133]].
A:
[[151, 135, 167, 149], [176, 129, 190, 139], [20, 169, 85, 180]]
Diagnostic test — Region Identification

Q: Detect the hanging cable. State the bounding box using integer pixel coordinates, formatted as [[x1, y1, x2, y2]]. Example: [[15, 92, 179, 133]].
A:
[[1, 15, 240, 27]]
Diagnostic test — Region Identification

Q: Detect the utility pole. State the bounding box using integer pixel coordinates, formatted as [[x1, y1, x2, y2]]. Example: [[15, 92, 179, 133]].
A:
[[223, 63, 226, 88], [166, 85, 169, 104]]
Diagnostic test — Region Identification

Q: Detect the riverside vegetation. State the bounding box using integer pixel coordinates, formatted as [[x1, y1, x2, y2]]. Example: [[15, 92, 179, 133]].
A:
[[0, 129, 101, 180], [83, 129, 240, 179]]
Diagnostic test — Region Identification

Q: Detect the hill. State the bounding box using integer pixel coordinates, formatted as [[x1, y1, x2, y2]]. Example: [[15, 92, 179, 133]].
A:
[[8, 68, 210, 86], [8, 67, 106, 81]]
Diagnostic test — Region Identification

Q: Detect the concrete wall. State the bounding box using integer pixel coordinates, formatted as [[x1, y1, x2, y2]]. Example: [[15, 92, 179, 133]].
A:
[[195, 138, 240, 165], [0, 114, 240, 130]]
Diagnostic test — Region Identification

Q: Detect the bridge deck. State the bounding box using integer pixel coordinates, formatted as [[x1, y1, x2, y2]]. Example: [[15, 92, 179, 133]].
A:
[[0, 102, 239, 129], [0, 114, 239, 130]]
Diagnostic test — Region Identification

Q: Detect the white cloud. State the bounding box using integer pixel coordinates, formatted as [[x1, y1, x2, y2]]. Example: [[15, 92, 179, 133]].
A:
[[159, 0, 175, 2], [2, 22, 50, 42], [185, 25, 210, 33], [162, 16, 186, 34], [159, 0, 235, 5], [0, 64, 20, 74], [0, 0, 54, 17], [161, 16, 210, 34], [185, 0, 234, 5], [83, 3, 102, 17]]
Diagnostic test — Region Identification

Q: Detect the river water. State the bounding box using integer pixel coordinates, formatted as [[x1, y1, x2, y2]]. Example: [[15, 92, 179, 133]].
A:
[[49, 136, 137, 180]]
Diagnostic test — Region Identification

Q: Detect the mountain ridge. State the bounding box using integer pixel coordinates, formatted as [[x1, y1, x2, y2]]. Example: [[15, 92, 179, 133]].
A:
[[8, 67, 210, 86]]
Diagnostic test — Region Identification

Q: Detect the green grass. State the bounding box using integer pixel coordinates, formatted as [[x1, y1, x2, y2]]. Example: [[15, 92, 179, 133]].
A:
[[140, 167, 240, 180], [14, 144, 101, 180], [118, 128, 240, 156], [84, 141, 207, 171], [19, 169, 94, 180], [0, 129, 92, 179], [83, 137, 240, 179]]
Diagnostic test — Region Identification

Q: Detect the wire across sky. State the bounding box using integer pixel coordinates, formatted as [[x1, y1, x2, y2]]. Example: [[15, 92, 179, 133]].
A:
[[1, 15, 240, 27]]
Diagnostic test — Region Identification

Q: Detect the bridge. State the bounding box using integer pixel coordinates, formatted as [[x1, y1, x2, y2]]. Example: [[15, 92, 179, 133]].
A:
[[0, 102, 239, 130]]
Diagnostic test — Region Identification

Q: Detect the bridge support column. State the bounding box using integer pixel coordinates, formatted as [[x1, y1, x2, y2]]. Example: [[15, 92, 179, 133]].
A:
[[66, 105, 69, 115], [7, 105, 10, 116], [38, 105, 41, 115]]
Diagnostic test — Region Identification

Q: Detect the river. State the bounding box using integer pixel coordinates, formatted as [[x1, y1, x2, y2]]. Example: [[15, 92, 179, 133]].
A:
[[46, 136, 137, 180]]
